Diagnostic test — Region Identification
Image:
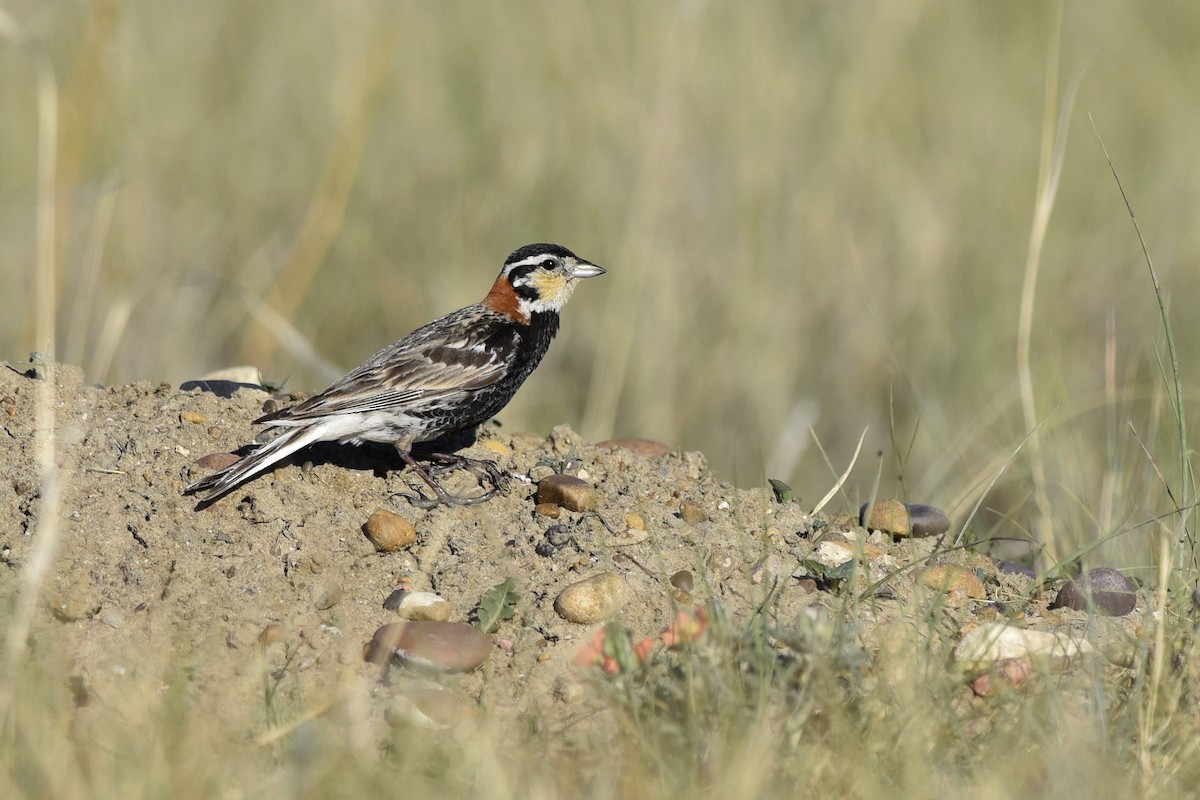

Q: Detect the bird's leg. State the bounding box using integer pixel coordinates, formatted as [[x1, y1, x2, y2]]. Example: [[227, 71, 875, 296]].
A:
[[392, 449, 502, 508], [419, 451, 512, 491]]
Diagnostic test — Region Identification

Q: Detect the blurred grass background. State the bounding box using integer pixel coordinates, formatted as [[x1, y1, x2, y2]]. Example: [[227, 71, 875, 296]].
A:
[[3, 0, 1198, 566]]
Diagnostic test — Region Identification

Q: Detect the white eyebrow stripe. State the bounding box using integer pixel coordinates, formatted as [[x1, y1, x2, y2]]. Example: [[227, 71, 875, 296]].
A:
[[508, 255, 558, 269]]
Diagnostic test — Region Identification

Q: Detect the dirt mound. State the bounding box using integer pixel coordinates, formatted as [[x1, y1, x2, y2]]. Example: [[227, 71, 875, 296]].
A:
[[0, 359, 1137, 750]]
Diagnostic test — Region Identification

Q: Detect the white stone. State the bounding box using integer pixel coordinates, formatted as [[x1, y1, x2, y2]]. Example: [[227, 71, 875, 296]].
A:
[[954, 623, 1094, 671]]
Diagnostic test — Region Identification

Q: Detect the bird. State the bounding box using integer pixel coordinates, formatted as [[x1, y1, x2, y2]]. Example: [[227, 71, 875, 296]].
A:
[[185, 243, 605, 507]]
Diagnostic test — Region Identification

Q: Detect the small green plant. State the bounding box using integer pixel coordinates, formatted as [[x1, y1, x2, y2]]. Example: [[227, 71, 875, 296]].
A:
[[472, 578, 519, 634]]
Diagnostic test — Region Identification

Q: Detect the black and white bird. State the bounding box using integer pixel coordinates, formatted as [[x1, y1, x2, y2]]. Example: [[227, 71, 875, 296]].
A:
[[185, 243, 605, 506]]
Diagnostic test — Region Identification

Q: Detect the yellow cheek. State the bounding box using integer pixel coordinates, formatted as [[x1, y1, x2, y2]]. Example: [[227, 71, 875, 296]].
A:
[[532, 272, 570, 302]]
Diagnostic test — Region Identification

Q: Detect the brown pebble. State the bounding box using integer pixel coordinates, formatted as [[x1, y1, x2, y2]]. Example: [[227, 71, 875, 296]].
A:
[[595, 438, 673, 459], [860, 500, 911, 536], [537, 474, 599, 512], [258, 624, 285, 646], [919, 564, 985, 606], [1050, 567, 1137, 616], [534, 502, 561, 519], [196, 452, 240, 471], [670, 569, 694, 592], [180, 411, 208, 425], [365, 621, 492, 673], [364, 509, 417, 552], [679, 502, 707, 525]]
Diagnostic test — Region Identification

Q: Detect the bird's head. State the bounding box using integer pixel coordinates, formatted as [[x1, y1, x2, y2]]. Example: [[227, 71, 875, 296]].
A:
[[483, 243, 605, 323]]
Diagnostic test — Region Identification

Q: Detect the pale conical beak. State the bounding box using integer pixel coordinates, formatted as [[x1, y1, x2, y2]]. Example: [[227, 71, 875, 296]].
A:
[[570, 260, 606, 279]]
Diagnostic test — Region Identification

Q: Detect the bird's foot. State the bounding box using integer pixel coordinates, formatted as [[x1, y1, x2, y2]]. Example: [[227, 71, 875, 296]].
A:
[[392, 451, 511, 508]]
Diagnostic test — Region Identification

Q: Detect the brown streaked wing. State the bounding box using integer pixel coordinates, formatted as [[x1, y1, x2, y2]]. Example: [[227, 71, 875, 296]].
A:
[[258, 309, 519, 422]]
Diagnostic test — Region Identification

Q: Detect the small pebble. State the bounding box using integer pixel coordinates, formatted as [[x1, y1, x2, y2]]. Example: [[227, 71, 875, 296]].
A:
[[624, 513, 646, 531], [679, 502, 707, 525], [1050, 567, 1137, 616], [383, 589, 408, 611], [395, 591, 453, 622], [259, 623, 285, 646], [554, 572, 627, 624], [196, 452, 241, 471], [180, 411, 208, 425], [364, 621, 492, 673], [670, 569, 694, 592], [860, 500, 949, 538], [919, 564, 985, 606], [545, 525, 572, 548], [364, 509, 417, 552], [859, 500, 910, 536], [315, 585, 343, 610], [970, 656, 1033, 697], [534, 502, 561, 519], [537, 475, 599, 512], [812, 539, 855, 570], [908, 504, 951, 536]]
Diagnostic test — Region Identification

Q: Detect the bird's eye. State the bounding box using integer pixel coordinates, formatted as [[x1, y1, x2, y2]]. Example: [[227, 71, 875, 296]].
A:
[[541, 259, 557, 270]]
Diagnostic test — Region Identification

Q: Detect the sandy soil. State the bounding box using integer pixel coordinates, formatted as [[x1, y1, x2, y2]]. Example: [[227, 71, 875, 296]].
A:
[[0, 359, 1139, 752]]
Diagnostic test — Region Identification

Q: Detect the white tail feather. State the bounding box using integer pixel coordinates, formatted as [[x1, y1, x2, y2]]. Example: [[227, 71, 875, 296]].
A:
[[186, 425, 327, 502]]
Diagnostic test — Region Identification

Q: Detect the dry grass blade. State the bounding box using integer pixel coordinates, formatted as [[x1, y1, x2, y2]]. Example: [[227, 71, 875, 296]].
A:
[[1015, 6, 1084, 564], [1092, 119, 1192, 778], [811, 426, 867, 515], [0, 9, 62, 723]]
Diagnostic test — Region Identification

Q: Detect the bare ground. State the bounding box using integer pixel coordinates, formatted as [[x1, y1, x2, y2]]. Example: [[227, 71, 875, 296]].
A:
[[0, 359, 1140, 771]]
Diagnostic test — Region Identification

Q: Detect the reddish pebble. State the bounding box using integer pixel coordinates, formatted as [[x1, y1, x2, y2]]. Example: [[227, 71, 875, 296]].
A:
[[196, 452, 241, 471], [365, 621, 491, 673], [971, 656, 1033, 697], [1050, 567, 1137, 616]]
